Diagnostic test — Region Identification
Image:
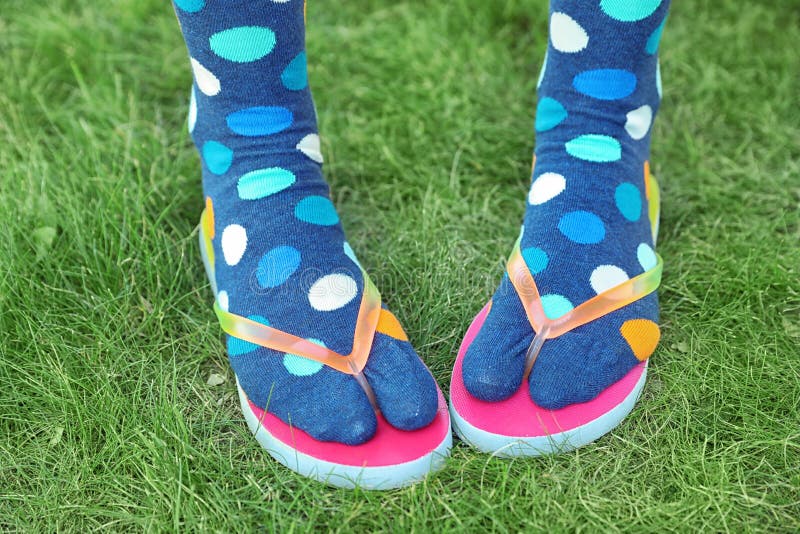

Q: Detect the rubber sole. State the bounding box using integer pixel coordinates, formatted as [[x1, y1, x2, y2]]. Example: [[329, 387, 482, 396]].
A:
[[237, 380, 451, 489], [448, 301, 649, 458], [449, 366, 646, 457]]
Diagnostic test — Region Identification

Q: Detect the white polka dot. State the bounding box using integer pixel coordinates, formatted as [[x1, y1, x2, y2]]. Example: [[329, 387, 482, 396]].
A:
[[625, 105, 653, 140], [637, 243, 658, 270], [528, 172, 566, 205], [221, 224, 247, 266], [296, 133, 323, 163], [590, 265, 630, 294], [308, 274, 358, 311], [190, 57, 221, 97], [537, 51, 548, 89], [656, 62, 663, 99], [217, 290, 229, 311], [550, 12, 589, 53], [188, 87, 197, 133]]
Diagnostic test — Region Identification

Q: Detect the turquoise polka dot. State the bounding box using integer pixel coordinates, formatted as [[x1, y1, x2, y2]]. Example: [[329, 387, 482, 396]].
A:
[[565, 134, 622, 162], [558, 211, 606, 244], [283, 338, 326, 377], [522, 247, 549, 274], [535, 98, 568, 132], [226, 107, 293, 137], [615, 183, 642, 221], [637, 243, 658, 270], [600, 0, 663, 22], [202, 141, 233, 175], [540, 294, 574, 320], [573, 69, 637, 100], [237, 168, 296, 200], [175, 0, 205, 13], [227, 315, 269, 356], [294, 196, 339, 226], [257, 246, 301, 288], [281, 52, 308, 91], [210, 26, 276, 63], [343, 242, 361, 267], [646, 18, 667, 54]]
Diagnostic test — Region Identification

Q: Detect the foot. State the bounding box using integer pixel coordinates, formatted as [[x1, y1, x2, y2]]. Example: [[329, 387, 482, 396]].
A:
[[462, 0, 669, 409], [175, 0, 438, 445]]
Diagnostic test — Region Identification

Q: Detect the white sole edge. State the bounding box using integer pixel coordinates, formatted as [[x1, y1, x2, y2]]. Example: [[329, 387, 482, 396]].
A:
[[449, 363, 647, 457]]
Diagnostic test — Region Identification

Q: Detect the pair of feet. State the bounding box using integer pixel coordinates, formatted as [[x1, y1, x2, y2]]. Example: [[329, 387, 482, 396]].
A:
[[203, 152, 662, 444], [175, 0, 669, 489], [198, 154, 663, 489]]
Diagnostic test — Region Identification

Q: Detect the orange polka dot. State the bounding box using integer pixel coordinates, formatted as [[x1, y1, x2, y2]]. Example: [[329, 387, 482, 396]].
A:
[[376, 309, 408, 342], [204, 196, 215, 239], [620, 319, 660, 361]]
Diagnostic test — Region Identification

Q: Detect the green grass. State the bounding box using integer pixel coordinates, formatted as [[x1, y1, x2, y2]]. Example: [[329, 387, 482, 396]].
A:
[[2, 0, 799, 531]]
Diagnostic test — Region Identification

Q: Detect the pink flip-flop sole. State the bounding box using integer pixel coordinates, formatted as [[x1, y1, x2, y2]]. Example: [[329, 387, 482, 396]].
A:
[[238, 380, 452, 489], [449, 302, 647, 456]]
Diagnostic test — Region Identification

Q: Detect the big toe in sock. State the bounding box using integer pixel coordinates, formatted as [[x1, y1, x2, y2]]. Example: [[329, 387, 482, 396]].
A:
[[462, 275, 532, 402]]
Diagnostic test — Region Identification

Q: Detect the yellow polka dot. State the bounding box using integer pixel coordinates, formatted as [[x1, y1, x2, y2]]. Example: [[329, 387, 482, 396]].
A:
[[620, 319, 660, 361], [376, 309, 408, 341]]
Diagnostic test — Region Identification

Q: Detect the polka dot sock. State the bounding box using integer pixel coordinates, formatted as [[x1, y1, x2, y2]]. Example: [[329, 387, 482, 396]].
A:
[[174, 0, 438, 445], [462, 0, 670, 408]]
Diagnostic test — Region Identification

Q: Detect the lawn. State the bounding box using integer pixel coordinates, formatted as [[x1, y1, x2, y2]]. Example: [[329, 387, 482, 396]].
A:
[[1, 0, 799, 531]]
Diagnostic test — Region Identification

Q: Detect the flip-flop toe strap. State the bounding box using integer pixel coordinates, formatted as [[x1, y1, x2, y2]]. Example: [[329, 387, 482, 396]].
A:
[[201, 205, 383, 411], [508, 162, 664, 379], [507, 239, 663, 379], [507, 240, 664, 378]]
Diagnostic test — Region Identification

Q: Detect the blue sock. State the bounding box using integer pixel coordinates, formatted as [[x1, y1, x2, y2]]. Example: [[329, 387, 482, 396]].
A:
[[174, 0, 438, 445], [463, 0, 669, 408]]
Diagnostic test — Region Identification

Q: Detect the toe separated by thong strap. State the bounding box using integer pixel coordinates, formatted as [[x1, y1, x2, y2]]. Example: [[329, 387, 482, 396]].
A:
[[510, 164, 664, 380], [507, 239, 663, 380], [199, 203, 382, 412]]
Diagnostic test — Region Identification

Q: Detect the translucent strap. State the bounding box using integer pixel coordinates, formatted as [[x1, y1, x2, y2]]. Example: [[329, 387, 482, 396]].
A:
[[507, 240, 663, 339], [509, 162, 663, 378], [213, 274, 381, 376], [508, 240, 663, 379], [200, 206, 381, 378]]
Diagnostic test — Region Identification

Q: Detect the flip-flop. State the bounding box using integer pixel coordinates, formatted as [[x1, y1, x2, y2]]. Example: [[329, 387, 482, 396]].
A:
[[198, 200, 452, 489], [449, 163, 662, 457]]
